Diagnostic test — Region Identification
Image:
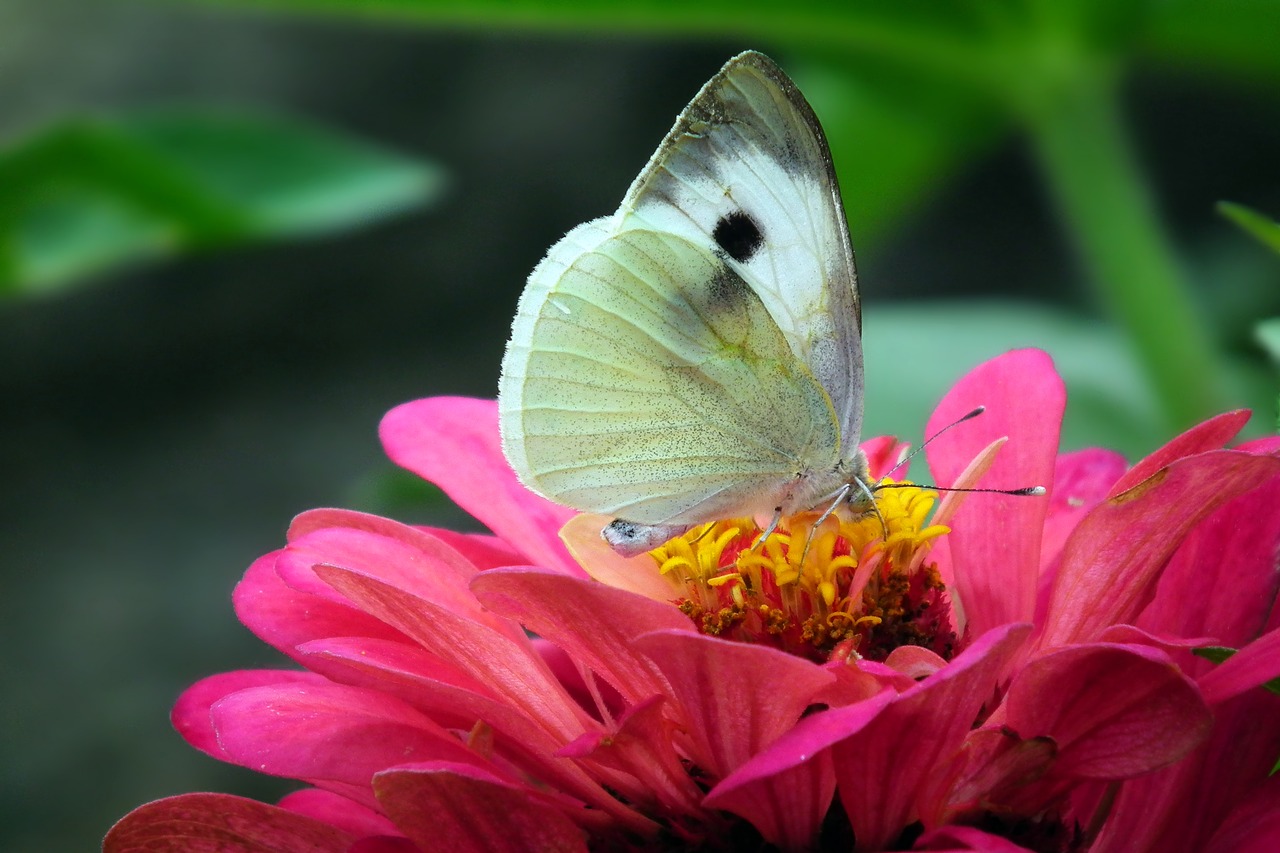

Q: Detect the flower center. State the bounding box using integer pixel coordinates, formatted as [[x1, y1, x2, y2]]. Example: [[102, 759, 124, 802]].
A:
[[646, 481, 956, 662]]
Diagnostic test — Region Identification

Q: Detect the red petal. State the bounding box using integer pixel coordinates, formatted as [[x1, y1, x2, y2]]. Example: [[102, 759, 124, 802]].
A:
[[1199, 627, 1280, 705], [1038, 449, 1280, 647], [277, 788, 401, 838], [1204, 776, 1280, 853], [1091, 680, 1280, 853], [862, 434, 911, 479], [1005, 643, 1211, 778], [104, 793, 355, 853], [379, 397, 579, 576], [561, 695, 704, 818], [1038, 449, 1127, 574], [925, 350, 1064, 636], [374, 762, 590, 853], [883, 645, 949, 680], [634, 630, 835, 779], [1108, 410, 1251, 496], [706, 692, 894, 850], [920, 727, 1056, 827], [914, 825, 1037, 851], [1138, 452, 1280, 663], [833, 623, 1030, 852]]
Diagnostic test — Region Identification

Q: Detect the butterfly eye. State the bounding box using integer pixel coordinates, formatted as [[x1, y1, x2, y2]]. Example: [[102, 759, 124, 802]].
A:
[[713, 210, 764, 263]]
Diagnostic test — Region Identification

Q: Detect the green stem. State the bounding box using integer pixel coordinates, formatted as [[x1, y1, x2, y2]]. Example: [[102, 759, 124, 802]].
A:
[[1025, 72, 1226, 430]]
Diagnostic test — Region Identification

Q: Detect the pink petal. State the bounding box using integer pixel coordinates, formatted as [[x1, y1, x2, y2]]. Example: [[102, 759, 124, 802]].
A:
[[211, 681, 486, 795], [1097, 623, 1217, 652], [559, 695, 704, 819], [1091, 682, 1280, 853], [379, 397, 579, 576], [925, 349, 1064, 635], [919, 726, 1057, 828], [533, 637, 623, 716], [471, 567, 693, 705], [821, 658, 912, 704], [295, 636, 629, 819], [1108, 410, 1251, 496], [713, 690, 897, 784], [1138, 453, 1280, 664], [711, 747, 834, 851], [104, 793, 356, 853], [1005, 643, 1211, 778], [425, 528, 527, 570], [1039, 449, 1128, 574], [834, 622, 1031, 852], [1037, 449, 1280, 648], [1199, 627, 1280, 705], [884, 645, 949, 680], [289, 508, 528, 572], [863, 434, 911, 479], [233, 551, 409, 659], [706, 691, 895, 851], [173, 669, 325, 758], [281, 521, 522, 641], [634, 630, 835, 780], [373, 762, 591, 853], [313, 563, 592, 741], [277, 788, 401, 839]]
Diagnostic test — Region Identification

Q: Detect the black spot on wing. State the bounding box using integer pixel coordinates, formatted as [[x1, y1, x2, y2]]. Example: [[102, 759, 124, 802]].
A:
[[713, 210, 764, 263]]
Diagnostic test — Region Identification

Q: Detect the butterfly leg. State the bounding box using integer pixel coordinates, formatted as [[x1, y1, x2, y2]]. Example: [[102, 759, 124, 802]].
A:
[[750, 507, 785, 550]]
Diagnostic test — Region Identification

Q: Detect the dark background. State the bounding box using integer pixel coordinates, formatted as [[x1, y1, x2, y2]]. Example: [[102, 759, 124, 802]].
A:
[[2, 2, 1278, 851]]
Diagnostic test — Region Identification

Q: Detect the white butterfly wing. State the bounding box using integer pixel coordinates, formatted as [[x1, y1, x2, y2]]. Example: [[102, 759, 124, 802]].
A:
[[500, 220, 840, 526], [499, 50, 862, 528], [620, 50, 864, 453]]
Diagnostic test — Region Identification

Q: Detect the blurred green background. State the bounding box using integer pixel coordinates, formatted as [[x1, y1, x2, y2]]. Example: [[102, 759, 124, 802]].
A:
[[3, 1, 1278, 850]]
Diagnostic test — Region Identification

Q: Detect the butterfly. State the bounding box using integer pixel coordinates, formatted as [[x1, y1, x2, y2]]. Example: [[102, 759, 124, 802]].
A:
[[498, 50, 870, 557]]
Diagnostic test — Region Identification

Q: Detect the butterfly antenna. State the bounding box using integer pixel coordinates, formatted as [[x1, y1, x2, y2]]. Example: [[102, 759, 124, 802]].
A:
[[876, 405, 1047, 498], [882, 406, 986, 480], [875, 483, 1047, 497]]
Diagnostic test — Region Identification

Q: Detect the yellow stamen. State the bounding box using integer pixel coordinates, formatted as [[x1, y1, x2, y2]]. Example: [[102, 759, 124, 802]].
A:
[[646, 480, 956, 661]]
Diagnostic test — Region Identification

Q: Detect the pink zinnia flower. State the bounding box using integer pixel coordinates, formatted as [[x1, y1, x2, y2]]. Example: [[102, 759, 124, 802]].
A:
[[106, 350, 1280, 853]]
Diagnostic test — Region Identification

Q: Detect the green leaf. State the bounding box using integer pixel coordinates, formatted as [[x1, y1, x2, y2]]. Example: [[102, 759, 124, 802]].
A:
[[1257, 318, 1280, 363], [345, 465, 482, 531], [1193, 645, 1280, 695], [0, 110, 446, 296], [1141, 0, 1280, 81], [1192, 645, 1237, 665], [1219, 201, 1280, 256], [791, 58, 1006, 245]]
